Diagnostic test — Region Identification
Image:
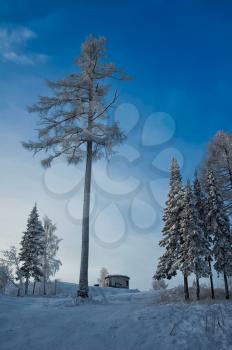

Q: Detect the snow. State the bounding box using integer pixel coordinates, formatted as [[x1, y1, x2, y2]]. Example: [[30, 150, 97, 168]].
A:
[[1, 284, 232, 350]]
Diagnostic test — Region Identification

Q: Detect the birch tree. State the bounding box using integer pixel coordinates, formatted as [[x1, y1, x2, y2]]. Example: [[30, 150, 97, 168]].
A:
[[1, 246, 23, 296], [97, 267, 109, 287], [42, 216, 62, 295], [22, 35, 129, 298], [0, 263, 11, 294], [152, 279, 168, 290]]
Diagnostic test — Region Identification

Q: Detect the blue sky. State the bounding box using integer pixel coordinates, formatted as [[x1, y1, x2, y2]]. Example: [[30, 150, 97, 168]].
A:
[[1, 1, 232, 142], [0, 0, 231, 289]]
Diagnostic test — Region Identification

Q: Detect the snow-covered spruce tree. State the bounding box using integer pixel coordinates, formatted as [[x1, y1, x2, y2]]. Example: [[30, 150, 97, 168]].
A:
[[179, 180, 210, 300], [42, 216, 62, 295], [154, 158, 184, 282], [193, 172, 215, 299], [22, 35, 129, 298], [206, 170, 232, 299], [19, 204, 45, 295], [202, 131, 232, 217]]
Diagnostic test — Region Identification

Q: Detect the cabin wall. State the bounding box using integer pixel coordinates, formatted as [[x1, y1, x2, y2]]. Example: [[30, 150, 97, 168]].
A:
[[105, 276, 129, 289]]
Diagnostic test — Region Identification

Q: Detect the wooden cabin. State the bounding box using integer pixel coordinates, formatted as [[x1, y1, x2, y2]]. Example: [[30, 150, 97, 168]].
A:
[[104, 275, 130, 289]]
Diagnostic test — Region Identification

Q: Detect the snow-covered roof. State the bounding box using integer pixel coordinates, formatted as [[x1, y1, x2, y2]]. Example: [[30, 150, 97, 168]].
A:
[[105, 275, 130, 280]]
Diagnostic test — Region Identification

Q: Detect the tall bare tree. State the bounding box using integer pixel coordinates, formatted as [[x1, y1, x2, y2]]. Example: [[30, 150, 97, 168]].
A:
[[23, 35, 129, 298]]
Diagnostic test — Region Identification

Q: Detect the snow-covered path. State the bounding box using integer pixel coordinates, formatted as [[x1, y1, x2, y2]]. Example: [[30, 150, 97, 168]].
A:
[[1, 290, 232, 350]]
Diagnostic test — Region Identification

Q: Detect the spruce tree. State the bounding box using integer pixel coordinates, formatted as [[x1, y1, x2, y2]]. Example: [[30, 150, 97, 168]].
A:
[[206, 170, 232, 299], [154, 158, 184, 281], [193, 171, 215, 299], [179, 180, 210, 300], [19, 204, 45, 295]]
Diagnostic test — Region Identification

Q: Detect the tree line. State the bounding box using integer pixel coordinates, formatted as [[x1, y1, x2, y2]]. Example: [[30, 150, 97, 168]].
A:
[[154, 131, 232, 300], [0, 204, 62, 296]]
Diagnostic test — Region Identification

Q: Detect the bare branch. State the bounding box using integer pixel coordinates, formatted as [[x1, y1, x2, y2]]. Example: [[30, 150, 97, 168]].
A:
[[92, 90, 118, 121]]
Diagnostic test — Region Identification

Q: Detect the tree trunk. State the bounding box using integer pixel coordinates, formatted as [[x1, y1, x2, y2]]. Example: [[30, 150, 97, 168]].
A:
[[78, 141, 93, 298], [18, 279, 23, 297], [184, 275, 189, 300], [43, 250, 47, 296], [196, 275, 200, 300], [8, 277, 21, 297], [224, 271, 230, 299], [25, 278, 29, 296], [224, 147, 232, 199], [208, 258, 215, 299], [43, 276, 46, 295], [54, 279, 57, 295], [32, 281, 36, 295]]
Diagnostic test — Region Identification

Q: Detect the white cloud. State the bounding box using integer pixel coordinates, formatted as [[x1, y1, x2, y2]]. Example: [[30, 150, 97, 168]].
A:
[[0, 26, 48, 65]]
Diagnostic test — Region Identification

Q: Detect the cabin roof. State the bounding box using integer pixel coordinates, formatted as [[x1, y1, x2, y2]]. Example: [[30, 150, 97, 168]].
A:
[[105, 275, 130, 280]]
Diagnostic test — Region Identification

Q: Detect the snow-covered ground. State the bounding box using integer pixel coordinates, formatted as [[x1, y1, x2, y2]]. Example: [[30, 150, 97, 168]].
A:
[[1, 284, 232, 350]]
